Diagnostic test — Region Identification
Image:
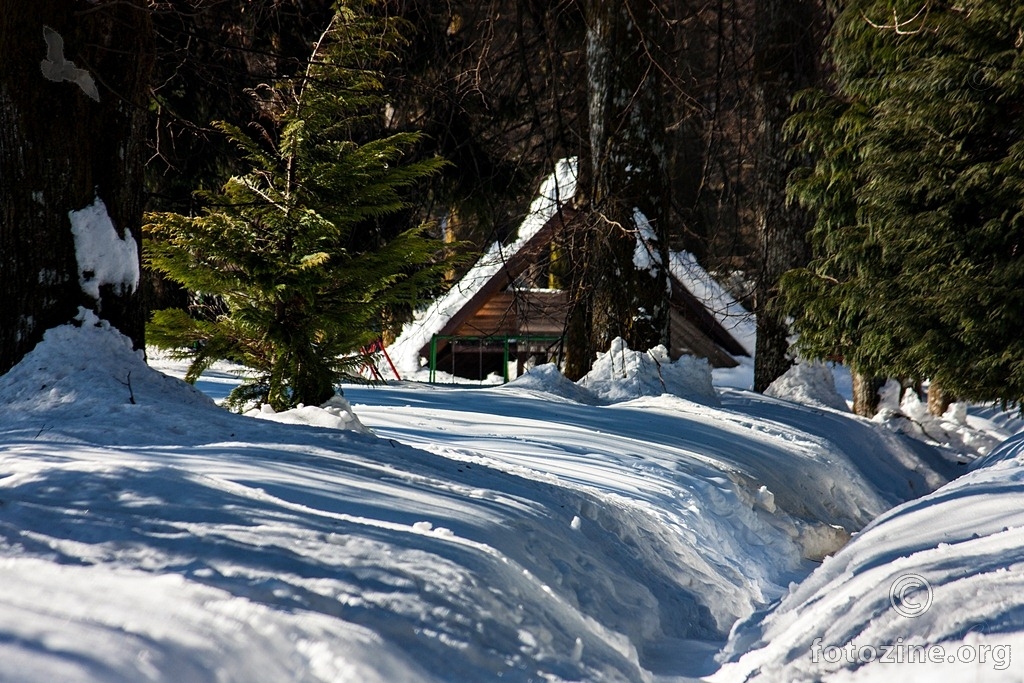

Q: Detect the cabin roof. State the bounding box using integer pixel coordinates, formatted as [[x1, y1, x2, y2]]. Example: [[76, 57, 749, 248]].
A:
[[419, 207, 750, 367], [386, 158, 754, 374]]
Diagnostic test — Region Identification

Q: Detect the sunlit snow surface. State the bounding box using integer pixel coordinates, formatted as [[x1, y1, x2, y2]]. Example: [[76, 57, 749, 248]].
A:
[[1, 312, 1011, 682]]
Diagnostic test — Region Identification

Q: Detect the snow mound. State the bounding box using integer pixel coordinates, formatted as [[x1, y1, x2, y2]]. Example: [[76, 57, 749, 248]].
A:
[[0, 308, 218, 429], [764, 361, 850, 412], [713, 431, 1024, 682], [505, 363, 600, 404], [245, 395, 370, 433], [578, 337, 720, 406], [874, 380, 1004, 460], [0, 315, 660, 681], [0, 313, 956, 682]]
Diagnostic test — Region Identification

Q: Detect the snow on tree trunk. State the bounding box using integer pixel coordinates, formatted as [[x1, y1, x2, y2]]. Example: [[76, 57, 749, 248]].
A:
[[751, 0, 820, 392], [0, 1, 153, 375], [565, 0, 671, 379]]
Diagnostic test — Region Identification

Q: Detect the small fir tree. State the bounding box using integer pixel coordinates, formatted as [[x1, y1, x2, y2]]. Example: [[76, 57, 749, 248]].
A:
[[783, 1, 1024, 408], [145, 3, 452, 411]]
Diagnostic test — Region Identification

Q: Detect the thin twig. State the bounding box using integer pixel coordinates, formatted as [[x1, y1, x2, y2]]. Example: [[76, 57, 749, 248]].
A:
[[862, 4, 931, 36], [117, 371, 137, 405]]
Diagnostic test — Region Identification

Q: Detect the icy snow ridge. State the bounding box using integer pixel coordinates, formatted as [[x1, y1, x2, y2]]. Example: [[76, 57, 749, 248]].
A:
[[765, 361, 850, 412], [578, 337, 720, 406]]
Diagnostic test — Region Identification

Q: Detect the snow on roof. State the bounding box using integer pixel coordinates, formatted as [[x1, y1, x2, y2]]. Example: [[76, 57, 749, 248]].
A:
[[668, 251, 756, 357], [386, 158, 578, 374], [387, 157, 756, 375]]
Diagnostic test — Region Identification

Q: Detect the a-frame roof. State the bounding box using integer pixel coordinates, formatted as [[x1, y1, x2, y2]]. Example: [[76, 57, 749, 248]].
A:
[[423, 207, 750, 365], [425, 207, 574, 349], [386, 158, 754, 374]]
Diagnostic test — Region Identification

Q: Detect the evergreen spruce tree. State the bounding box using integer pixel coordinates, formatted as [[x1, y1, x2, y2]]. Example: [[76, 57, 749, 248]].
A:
[[784, 0, 1024, 409], [145, 3, 452, 411]]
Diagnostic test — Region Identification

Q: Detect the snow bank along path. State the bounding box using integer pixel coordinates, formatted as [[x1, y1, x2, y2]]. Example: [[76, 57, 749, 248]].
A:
[[344, 365, 953, 678], [0, 312, 953, 682], [713, 428, 1024, 682]]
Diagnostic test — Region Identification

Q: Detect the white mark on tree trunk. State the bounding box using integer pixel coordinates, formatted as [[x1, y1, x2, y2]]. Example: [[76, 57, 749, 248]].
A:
[[37, 268, 63, 285], [15, 316, 35, 343], [69, 195, 139, 302], [40, 26, 100, 102], [632, 209, 662, 277]]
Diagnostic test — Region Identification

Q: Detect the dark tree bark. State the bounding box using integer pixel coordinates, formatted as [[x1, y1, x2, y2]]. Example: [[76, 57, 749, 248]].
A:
[[564, 0, 672, 378], [380, 0, 587, 254], [0, 0, 153, 374], [751, 0, 820, 392]]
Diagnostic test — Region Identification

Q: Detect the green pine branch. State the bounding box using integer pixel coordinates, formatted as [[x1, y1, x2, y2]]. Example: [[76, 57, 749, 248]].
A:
[[145, 3, 462, 411]]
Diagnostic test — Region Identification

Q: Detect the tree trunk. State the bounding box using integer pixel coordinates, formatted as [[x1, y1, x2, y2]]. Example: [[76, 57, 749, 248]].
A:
[[851, 370, 885, 418], [0, 1, 153, 375], [564, 0, 671, 375], [927, 381, 952, 417], [751, 0, 819, 392]]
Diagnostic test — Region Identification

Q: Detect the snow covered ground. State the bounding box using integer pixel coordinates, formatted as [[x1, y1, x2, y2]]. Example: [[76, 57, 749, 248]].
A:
[[1, 313, 1023, 681], [712, 431, 1024, 682]]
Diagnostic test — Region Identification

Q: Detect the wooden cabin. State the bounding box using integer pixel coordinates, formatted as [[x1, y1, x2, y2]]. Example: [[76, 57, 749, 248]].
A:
[[420, 208, 750, 382]]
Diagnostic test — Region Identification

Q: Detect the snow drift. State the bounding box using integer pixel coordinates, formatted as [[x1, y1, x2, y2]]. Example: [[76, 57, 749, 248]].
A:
[[0, 312, 955, 681], [577, 337, 720, 406], [765, 361, 849, 412], [713, 426, 1024, 682]]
